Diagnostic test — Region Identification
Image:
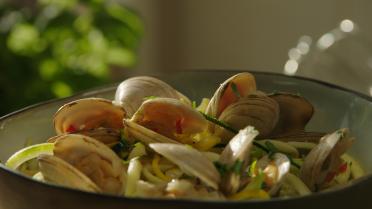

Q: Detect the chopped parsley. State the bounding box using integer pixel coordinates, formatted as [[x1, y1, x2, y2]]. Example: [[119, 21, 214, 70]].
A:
[[230, 82, 241, 98], [143, 95, 158, 101], [112, 129, 132, 159], [192, 101, 197, 109]]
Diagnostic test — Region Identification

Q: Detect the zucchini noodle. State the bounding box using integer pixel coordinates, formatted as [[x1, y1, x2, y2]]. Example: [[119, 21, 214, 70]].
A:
[[341, 154, 365, 179], [284, 173, 311, 195], [258, 140, 299, 158], [125, 157, 143, 196], [128, 142, 147, 160], [287, 141, 317, 150], [6, 143, 54, 170]]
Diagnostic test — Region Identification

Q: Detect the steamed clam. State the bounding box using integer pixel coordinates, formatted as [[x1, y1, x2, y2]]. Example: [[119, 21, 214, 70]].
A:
[[149, 143, 221, 190], [269, 92, 314, 137], [206, 72, 257, 118], [114, 76, 191, 118], [38, 154, 101, 193], [215, 94, 279, 142], [300, 128, 354, 191], [52, 134, 127, 195], [53, 98, 125, 145], [219, 126, 258, 195], [131, 98, 208, 142], [256, 153, 291, 195]]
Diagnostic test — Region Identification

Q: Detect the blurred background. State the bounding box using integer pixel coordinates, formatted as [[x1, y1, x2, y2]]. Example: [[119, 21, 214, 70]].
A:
[[1, 0, 372, 116]]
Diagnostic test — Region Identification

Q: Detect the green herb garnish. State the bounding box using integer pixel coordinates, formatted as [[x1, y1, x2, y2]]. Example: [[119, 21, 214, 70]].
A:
[[214, 161, 229, 176], [199, 112, 239, 134], [231, 82, 241, 98], [192, 101, 197, 109], [143, 95, 158, 101], [214, 160, 243, 176], [112, 129, 132, 159], [232, 160, 243, 174], [264, 141, 278, 159]]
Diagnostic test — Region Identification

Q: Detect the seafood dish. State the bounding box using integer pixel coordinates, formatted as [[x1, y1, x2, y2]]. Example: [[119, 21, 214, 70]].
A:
[[4, 72, 364, 201]]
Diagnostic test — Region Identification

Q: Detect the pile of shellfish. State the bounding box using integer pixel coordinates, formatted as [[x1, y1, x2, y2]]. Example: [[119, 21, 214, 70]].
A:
[[6, 72, 364, 200]]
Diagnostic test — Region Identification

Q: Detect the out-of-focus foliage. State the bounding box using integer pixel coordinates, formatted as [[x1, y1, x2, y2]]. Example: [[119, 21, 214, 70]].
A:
[[0, 0, 143, 115]]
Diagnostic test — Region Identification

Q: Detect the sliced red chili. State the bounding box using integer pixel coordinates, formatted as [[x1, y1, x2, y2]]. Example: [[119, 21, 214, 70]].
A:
[[325, 171, 337, 183], [175, 118, 183, 134], [338, 162, 348, 173], [66, 124, 77, 133]]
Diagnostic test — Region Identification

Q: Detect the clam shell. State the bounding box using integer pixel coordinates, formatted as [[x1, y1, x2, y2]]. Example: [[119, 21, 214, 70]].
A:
[[215, 94, 279, 142], [219, 126, 258, 195], [257, 153, 291, 195], [206, 72, 257, 118], [38, 154, 101, 193], [114, 76, 191, 118], [269, 92, 314, 136], [149, 143, 220, 190], [300, 128, 354, 191], [54, 98, 125, 135], [53, 134, 126, 195], [132, 98, 208, 140]]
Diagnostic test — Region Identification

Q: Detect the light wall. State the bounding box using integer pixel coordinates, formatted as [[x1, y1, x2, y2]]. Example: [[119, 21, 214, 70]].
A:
[[120, 1, 372, 83]]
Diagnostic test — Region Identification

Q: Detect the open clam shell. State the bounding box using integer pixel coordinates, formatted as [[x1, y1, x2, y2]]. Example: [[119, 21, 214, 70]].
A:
[[269, 92, 314, 136], [54, 98, 125, 135], [114, 76, 191, 118], [215, 94, 279, 143], [149, 143, 220, 190], [206, 72, 257, 118], [131, 98, 208, 140], [53, 134, 127, 195], [219, 126, 258, 195], [38, 154, 101, 193], [300, 128, 354, 191], [257, 153, 291, 195]]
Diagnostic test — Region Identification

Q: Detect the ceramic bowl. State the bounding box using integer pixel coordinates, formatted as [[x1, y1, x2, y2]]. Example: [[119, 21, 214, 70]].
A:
[[1, 70, 371, 209]]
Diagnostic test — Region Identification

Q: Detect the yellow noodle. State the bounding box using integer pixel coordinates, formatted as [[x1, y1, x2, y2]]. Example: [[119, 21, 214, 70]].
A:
[[152, 155, 172, 181], [142, 165, 166, 184]]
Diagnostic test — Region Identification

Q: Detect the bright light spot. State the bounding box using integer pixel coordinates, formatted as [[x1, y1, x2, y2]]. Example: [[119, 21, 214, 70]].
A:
[[288, 48, 301, 60], [299, 35, 312, 45], [369, 86, 372, 96], [340, 19, 354, 33], [317, 33, 335, 50], [284, 59, 298, 75], [297, 42, 310, 54]]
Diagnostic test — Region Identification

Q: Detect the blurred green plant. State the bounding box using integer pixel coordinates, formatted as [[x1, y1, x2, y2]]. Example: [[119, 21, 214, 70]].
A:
[[0, 0, 143, 115]]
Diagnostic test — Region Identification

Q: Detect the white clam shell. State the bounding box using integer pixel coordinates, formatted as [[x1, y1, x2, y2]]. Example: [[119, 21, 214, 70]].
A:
[[54, 98, 125, 135], [149, 143, 221, 190], [114, 76, 190, 118], [53, 134, 127, 195], [38, 154, 101, 193]]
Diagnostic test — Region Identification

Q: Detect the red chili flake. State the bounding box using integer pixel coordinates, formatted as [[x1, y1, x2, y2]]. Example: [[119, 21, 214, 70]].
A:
[[175, 118, 183, 134], [66, 125, 77, 133], [325, 171, 336, 183], [338, 163, 348, 173]]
